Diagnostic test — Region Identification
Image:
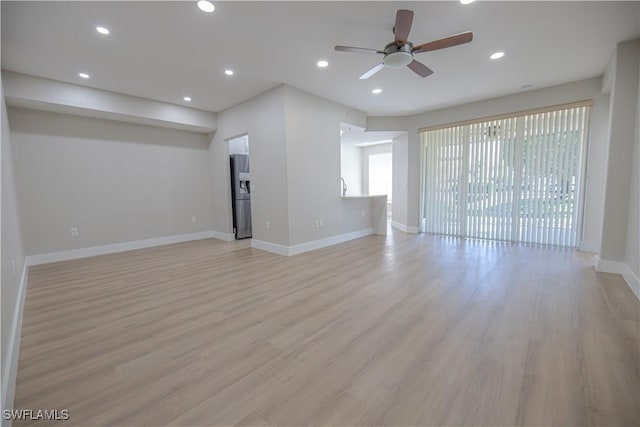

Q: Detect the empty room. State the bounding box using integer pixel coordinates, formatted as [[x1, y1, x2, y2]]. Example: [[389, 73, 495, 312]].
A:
[[1, 1, 639, 426]]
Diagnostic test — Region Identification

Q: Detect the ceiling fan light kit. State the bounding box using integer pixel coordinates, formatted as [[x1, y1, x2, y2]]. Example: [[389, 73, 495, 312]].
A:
[[382, 43, 414, 68], [335, 9, 473, 79]]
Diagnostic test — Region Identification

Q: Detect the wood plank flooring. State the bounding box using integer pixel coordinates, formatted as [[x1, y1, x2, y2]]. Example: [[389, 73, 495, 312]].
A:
[[13, 230, 640, 426]]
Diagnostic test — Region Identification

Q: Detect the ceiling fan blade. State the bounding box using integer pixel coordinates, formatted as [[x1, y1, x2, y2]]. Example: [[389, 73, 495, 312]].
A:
[[412, 31, 473, 53], [359, 62, 385, 80], [394, 9, 414, 44], [407, 59, 434, 78], [335, 45, 384, 54]]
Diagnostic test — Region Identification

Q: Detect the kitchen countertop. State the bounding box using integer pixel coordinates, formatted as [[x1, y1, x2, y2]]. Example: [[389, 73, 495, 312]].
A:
[[341, 194, 387, 199]]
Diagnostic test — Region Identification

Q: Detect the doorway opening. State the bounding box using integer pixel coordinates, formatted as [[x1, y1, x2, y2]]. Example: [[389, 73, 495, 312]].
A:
[[228, 135, 252, 240]]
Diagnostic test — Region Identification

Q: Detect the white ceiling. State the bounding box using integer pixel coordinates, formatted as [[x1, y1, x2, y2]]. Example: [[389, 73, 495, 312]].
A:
[[2, 1, 639, 116]]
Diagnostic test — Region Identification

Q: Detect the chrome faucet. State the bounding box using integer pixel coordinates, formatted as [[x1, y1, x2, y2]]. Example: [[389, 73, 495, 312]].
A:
[[340, 177, 347, 196]]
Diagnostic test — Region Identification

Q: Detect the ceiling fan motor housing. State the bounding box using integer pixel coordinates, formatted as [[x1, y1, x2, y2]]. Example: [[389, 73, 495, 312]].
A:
[[383, 42, 413, 68]]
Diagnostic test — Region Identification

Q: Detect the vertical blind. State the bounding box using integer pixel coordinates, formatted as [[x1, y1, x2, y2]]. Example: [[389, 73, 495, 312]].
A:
[[421, 103, 591, 247]]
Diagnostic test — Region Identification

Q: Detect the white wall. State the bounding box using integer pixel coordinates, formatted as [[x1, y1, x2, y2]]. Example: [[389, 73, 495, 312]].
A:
[[3, 72, 217, 133], [600, 40, 640, 262], [392, 134, 409, 227], [626, 72, 639, 278], [368, 77, 610, 250], [209, 85, 368, 250], [340, 145, 361, 196], [209, 85, 290, 246], [581, 82, 612, 253], [283, 86, 366, 246], [1, 81, 26, 418], [9, 108, 215, 255], [340, 198, 372, 234], [625, 41, 640, 284]]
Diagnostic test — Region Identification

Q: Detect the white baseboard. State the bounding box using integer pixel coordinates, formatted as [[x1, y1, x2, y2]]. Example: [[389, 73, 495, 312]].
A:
[[623, 270, 640, 301], [211, 230, 235, 242], [391, 221, 419, 234], [595, 256, 640, 300], [595, 256, 628, 275], [25, 231, 219, 266], [251, 239, 290, 256], [2, 263, 28, 424], [252, 228, 374, 257], [289, 228, 374, 256]]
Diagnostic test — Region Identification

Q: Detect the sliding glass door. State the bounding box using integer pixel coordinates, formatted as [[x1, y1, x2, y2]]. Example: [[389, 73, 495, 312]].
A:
[[421, 103, 591, 247]]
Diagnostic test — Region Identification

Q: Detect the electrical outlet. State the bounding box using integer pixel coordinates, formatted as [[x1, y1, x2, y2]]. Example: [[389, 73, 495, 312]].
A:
[[70, 227, 79, 237], [192, 216, 197, 224], [266, 221, 270, 230], [314, 219, 320, 229], [361, 209, 366, 217]]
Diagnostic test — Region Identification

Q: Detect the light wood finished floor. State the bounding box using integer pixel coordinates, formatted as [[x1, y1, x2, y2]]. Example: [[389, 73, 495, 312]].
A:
[[14, 230, 640, 426]]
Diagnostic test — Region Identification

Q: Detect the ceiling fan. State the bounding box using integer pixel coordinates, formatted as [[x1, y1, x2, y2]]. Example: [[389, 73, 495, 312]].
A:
[[335, 10, 473, 79]]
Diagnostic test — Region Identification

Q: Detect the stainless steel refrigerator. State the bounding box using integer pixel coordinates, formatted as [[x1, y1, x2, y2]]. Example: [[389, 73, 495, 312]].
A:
[[230, 154, 252, 239]]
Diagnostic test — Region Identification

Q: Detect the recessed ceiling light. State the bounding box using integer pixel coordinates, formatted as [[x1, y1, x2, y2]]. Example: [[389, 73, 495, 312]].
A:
[[316, 60, 329, 68], [96, 26, 110, 35], [183, 96, 192, 102], [224, 69, 234, 76], [197, 1, 215, 13], [372, 88, 383, 94], [78, 72, 90, 79], [490, 51, 505, 60], [460, 0, 476, 4]]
